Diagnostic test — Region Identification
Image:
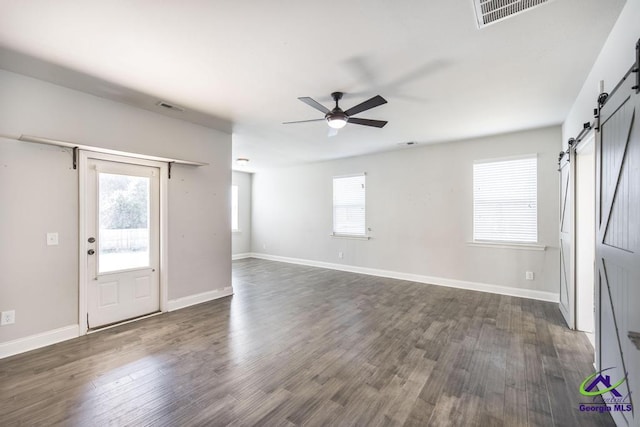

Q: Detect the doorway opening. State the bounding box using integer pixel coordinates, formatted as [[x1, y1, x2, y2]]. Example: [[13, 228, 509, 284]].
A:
[[574, 133, 595, 346]]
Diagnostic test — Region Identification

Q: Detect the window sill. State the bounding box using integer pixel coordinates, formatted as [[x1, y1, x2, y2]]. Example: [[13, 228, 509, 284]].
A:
[[330, 233, 370, 240], [467, 241, 546, 251]]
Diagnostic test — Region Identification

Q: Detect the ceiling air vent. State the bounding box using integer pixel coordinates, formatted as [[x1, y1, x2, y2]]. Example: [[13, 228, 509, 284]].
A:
[[156, 101, 185, 112], [472, 0, 551, 28]]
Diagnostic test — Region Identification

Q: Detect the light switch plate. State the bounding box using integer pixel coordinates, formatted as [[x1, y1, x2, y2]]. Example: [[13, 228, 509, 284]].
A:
[[47, 232, 59, 246]]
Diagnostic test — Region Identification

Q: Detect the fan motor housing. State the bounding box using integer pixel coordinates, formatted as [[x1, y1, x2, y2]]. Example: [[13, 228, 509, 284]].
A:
[[326, 109, 348, 121]]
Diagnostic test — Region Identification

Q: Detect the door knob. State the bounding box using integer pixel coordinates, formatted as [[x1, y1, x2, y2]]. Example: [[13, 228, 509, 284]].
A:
[[87, 249, 95, 255]]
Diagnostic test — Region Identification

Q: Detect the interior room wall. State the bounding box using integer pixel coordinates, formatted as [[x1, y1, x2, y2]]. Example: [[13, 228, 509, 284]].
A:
[[232, 171, 252, 256], [251, 126, 561, 299], [563, 0, 640, 146], [0, 69, 231, 345]]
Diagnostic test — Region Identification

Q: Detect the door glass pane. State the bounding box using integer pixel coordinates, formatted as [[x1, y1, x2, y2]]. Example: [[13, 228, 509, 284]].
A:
[[98, 173, 150, 273]]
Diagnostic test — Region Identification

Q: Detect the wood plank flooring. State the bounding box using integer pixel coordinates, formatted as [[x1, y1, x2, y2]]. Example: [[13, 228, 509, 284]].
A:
[[0, 258, 614, 426]]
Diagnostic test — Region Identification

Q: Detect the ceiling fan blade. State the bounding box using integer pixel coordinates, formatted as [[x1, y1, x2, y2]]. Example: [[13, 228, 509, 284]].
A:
[[348, 117, 388, 128], [282, 118, 326, 124], [328, 127, 339, 137], [344, 95, 387, 117], [298, 97, 330, 114]]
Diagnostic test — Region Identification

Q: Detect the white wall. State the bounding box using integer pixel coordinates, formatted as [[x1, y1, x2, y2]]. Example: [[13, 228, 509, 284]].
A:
[[252, 126, 560, 298], [232, 171, 252, 256], [563, 0, 640, 147], [0, 69, 231, 344]]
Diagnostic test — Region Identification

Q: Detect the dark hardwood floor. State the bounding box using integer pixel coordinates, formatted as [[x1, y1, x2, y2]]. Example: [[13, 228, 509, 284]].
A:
[[0, 258, 613, 426]]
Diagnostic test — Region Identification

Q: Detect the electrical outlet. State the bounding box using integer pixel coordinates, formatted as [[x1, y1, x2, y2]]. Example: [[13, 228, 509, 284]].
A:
[[46, 232, 59, 246], [1, 310, 15, 326], [525, 271, 534, 280], [338, 251, 344, 259]]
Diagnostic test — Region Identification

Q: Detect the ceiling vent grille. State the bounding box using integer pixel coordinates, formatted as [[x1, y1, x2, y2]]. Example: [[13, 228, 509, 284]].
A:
[[156, 101, 185, 112], [472, 0, 551, 28]]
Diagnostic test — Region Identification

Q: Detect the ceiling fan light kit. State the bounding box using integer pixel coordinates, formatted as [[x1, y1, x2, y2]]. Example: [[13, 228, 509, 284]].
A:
[[284, 91, 388, 133], [327, 116, 348, 129]]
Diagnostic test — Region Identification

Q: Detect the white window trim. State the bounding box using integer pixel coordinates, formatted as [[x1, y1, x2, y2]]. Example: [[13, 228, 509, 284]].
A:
[[467, 241, 546, 251], [473, 153, 538, 165], [333, 172, 367, 178], [330, 233, 371, 240]]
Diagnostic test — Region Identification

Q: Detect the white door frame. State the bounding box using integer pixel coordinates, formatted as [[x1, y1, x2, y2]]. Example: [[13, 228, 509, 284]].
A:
[[78, 150, 169, 335], [559, 130, 596, 331], [558, 150, 574, 328], [573, 132, 595, 336]]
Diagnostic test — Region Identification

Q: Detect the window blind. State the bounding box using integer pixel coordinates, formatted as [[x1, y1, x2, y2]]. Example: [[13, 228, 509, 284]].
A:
[[231, 185, 239, 231], [333, 174, 366, 236], [473, 157, 537, 243]]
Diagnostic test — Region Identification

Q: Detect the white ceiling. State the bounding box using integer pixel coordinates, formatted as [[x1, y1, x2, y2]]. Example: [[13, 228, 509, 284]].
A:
[[0, 0, 626, 171]]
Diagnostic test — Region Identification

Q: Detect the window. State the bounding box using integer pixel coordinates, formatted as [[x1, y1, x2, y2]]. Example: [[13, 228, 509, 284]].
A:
[[473, 156, 537, 243], [231, 185, 239, 231], [333, 174, 366, 236]]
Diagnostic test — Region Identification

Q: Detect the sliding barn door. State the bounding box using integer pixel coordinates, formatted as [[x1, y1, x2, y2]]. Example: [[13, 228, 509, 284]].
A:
[[596, 70, 639, 426], [559, 150, 575, 329]]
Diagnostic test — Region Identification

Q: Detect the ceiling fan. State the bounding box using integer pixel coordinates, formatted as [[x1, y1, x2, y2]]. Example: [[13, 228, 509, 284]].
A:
[[283, 92, 388, 135]]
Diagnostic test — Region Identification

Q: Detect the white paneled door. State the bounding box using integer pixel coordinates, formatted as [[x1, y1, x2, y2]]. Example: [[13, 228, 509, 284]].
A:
[[85, 157, 160, 329]]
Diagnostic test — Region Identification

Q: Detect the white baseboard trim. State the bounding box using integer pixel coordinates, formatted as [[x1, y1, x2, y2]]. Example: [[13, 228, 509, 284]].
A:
[[167, 286, 234, 312], [0, 287, 235, 359], [232, 253, 252, 260], [248, 252, 559, 303], [0, 324, 79, 360]]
